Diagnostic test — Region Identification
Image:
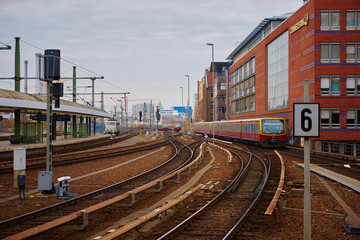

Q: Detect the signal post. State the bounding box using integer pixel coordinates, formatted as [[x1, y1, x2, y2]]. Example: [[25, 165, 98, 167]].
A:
[[293, 79, 320, 240]]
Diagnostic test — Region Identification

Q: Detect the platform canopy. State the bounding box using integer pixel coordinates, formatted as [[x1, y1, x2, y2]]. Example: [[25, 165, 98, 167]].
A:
[[0, 88, 111, 118]]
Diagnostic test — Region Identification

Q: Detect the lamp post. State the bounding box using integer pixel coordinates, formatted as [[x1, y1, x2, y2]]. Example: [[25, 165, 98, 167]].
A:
[[185, 75, 190, 133], [206, 43, 215, 146], [179, 86, 183, 124]]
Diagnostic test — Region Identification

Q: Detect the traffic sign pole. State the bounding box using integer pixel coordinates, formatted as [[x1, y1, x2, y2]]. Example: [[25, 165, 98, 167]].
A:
[[293, 80, 320, 240], [303, 79, 311, 240]]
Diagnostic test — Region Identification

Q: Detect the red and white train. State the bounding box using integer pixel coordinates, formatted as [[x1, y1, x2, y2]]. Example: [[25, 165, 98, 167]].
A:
[[194, 118, 286, 147]]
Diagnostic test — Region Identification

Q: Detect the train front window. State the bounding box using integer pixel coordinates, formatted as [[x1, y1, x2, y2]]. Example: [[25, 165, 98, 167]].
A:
[[261, 119, 284, 134]]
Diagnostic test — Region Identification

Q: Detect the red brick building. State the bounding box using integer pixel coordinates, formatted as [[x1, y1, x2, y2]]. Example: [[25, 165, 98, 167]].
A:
[[197, 62, 228, 122], [226, 0, 360, 155]]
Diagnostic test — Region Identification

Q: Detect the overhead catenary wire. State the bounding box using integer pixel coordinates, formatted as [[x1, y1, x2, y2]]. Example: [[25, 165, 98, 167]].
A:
[[2, 38, 131, 103], [20, 39, 104, 78]]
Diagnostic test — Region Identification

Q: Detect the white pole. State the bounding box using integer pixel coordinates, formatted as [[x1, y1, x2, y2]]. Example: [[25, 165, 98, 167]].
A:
[[24, 60, 28, 93], [303, 79, 311, 239]]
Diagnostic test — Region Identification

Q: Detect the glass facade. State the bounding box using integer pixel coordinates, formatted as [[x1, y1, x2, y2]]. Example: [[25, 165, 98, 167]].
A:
[[267, 31, 289, 111], [230, 57, 256, 114]]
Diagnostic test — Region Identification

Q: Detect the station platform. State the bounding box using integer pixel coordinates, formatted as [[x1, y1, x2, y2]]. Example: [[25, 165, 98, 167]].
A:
[[0, 134, 109, 153], [298, 163, 360, 234], [297, 163, 360, 193]]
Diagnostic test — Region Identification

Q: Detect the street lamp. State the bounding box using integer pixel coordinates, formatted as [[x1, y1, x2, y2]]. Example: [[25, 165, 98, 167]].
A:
[[206, 43, 215, 146], [185, 75, 190, 134], [179, 86, 183, 124]]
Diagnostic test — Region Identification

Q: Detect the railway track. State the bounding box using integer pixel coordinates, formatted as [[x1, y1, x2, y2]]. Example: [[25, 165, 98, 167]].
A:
[[0, 136, 168, 174], [0, 134, 201, 239], [278, 147, 360, 178], [158, 144, 272, 239], [0, 132, 136, 162]]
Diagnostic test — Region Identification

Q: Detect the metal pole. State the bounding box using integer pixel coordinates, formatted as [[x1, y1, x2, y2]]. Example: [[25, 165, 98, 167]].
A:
[[24, 60, 28, 93], [72, 67, 77, 138], [188, 76, 190, 132], [303, 79, 311, 240], [46, 80, 53, 172], [225, 69, 229, 120], [212, 47, 214, 146], [36, 53, 42, 94], [72, 66, 77, 103], [150, 100, 152, 131], [185, 75, 190, 133], [124, 93, 128, 130], [120, 100, 123, 133], [91, 77, 95, 136], [206, 43, 215, 146], [91, 77, 95, 107], [179, 86, 183, 126], [15, 37, 20, 92], [14, 37, 21, 137]]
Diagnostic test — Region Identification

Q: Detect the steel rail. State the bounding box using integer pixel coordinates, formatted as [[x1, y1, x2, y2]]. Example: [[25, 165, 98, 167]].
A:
[[0, 133, 136, 162], [223, 147, 271, 240], [158, 144, 251, 240], [0, 135, 199, 239], [0, 138, 169, 173], [158, 144, 272, 240], [265, 150, 286, 215]]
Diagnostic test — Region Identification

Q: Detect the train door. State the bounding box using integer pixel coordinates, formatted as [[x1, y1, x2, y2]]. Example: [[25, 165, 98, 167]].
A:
[[286, 119, 291, 141], [238, 121, 242, 140]]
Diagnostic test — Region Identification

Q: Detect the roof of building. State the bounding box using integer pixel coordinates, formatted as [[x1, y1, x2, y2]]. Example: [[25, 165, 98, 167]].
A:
[[0, 88, 111, 118], [226, 13, 292, 61], [209, 62, 228, 72]]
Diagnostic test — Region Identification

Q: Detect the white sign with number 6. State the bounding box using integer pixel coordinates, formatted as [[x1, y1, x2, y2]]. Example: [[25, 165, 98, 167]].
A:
[[293, 103, 320, 137]]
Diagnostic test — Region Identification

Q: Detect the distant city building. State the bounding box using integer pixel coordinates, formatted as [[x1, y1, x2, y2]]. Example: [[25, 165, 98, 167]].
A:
[[197, 62, 228, 122]]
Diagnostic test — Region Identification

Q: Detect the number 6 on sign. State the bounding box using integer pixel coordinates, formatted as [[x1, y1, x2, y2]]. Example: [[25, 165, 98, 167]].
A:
[[293, 103, 320, 137]]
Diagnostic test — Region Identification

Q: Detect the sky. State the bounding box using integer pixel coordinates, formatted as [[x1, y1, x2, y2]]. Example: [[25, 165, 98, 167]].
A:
[[0, 0, 303, 115]]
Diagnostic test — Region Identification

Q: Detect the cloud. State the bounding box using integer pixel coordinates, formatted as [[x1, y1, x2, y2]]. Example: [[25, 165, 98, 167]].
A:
[[0, 0, 303, 110]]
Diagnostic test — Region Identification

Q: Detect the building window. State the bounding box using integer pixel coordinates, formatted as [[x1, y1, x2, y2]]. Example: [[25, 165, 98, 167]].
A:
[[231, 57, 256, 115], [321, 43, 340, 63], [267, 31, 288, 111], [217, 95, 225, 102], [346, 10, 360, 30], [347, 109, 360, 128], [321, 76, 340, 95], [321, 109, 340, 128], [218, 107, 226, 115], [219, 82, 226, 90], [346, 43, 360, 63], [346, 76, 360, 95], [321, 11, 340, 31]]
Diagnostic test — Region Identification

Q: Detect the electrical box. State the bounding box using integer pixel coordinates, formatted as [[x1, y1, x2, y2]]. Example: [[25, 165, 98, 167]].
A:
[[13, 148, 26, 170], [17, 175, 26, 188], [53, 83, 63, 97], [38, 171, 53, 191]]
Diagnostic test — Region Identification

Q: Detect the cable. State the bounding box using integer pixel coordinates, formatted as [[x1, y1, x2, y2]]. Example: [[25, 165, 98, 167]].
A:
[[0, 39, 14, 47], [61, 58, 103, 77], [20, 39, 43, 51], [20, 39, 103, 77], [102, 79, 129, 92], [312, 192, 347, 218]]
